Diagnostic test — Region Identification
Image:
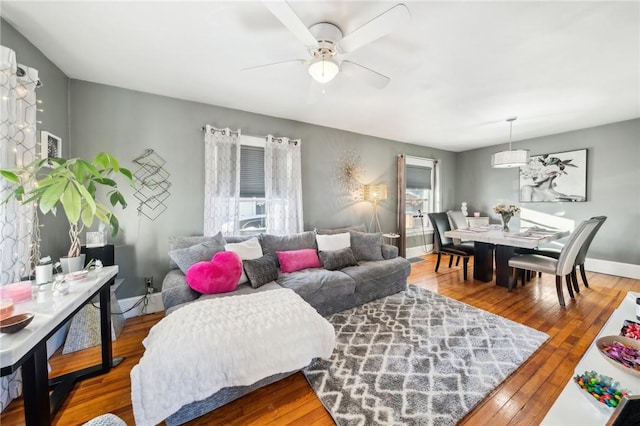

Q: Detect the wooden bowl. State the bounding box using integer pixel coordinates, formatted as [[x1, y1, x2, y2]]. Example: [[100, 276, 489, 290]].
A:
[[0, 313, 34, 334], [596, 335, 640, 378]]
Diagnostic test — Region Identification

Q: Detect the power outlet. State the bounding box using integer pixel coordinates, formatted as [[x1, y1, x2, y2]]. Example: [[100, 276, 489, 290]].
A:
[[145, 276, 154, 293]]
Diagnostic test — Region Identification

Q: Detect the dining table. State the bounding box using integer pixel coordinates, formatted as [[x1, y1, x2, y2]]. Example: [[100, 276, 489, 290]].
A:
[[444, 225, 570, 288]]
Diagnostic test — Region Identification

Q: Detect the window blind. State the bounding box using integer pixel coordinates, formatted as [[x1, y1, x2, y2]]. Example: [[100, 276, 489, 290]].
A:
[[406, 165, 432, 190], [240, 145, 265, 197]]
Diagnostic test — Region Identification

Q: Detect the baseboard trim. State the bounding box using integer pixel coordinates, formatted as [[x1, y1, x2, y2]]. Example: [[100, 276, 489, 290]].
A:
[[584, 258, 640, 279], [118, 293, 164, 319], [406, 245, 433, 259]]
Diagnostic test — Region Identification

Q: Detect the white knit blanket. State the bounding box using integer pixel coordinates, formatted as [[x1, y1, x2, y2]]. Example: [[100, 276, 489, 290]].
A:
[[130, 289, 335, 426]]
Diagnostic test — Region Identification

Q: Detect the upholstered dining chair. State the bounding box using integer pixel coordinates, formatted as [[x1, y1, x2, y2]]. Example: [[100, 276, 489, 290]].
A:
[[428, 212, 475, 280], [508, 218, 600, 307], [515, 216, 606, 292], [446, 210, 469, 246]]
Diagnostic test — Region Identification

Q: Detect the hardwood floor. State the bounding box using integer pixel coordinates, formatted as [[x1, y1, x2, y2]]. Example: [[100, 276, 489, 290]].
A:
[[2, 255, 638, 425]]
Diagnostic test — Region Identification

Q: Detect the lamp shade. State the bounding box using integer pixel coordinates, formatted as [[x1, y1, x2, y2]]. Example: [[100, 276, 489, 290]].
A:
[[491, 149, 529, 168], [363, 184, 387, 202], [308, 58, 339, 83]]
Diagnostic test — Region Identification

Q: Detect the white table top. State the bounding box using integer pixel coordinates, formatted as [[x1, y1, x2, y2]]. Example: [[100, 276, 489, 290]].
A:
[[0, 266, 118, 370], [444, 226, 570, 249], [541, 292, 640, 425]]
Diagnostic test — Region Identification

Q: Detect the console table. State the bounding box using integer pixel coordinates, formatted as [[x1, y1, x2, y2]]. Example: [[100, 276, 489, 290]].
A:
[[0, 266, 120, 426], [541, 291, 640, 425]]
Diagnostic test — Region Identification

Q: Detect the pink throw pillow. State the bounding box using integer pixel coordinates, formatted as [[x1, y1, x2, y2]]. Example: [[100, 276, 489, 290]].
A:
[[185, 251, 242, 294], [276, 249, 322, 273]]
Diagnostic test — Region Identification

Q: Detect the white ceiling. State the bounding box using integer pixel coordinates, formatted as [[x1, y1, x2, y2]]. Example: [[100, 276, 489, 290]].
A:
[[3, 1, 639, 152]]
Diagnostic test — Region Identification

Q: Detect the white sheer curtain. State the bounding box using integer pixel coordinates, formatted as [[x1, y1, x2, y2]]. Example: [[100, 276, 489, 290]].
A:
[[265, 135, 303, 235], [203, 125, 241, 236], [0, 45, 39, 412]]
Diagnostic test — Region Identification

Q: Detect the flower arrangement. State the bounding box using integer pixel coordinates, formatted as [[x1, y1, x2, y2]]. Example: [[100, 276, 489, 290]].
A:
[[493, 203, 520, 231], [519, 154, 577, 184], [493, 203, 520, 216]]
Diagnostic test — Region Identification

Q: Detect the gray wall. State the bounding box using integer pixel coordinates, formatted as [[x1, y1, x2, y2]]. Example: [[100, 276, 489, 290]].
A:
[[456, 119, 640, 264], [69, 80, 457, 297], [1, 19, 71, 263]]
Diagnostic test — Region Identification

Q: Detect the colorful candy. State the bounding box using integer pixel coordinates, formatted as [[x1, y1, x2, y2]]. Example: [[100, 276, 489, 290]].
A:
[[621, 320, 640, 340], [574, 371, 630, 408]]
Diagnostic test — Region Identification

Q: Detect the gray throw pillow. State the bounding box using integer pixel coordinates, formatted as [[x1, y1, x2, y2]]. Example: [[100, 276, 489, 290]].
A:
[[168, 241, 226, 274], [349, 230, 384, 261], [319, 247, 358, 271], [168, 232, 226, 269], [316, 224, 367, 235], [243, 255, 279, 288], [260, 231, 317, 257]]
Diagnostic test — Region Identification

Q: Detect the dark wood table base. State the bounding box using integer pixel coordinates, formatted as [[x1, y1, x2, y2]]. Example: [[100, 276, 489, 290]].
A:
[[472, 242, 516, 288]]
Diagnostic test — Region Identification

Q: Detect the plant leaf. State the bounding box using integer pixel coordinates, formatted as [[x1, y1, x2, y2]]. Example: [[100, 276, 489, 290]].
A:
[[0, 170, 20, 183], [39, 179, 67, 214], [61, 184, 81, 224], [73, 181, 96, 216], [81, 205, 95, 228]]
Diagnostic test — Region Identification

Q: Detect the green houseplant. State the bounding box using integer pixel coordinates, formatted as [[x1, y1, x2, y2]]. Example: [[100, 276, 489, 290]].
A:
[[1, 153, 134, 261]]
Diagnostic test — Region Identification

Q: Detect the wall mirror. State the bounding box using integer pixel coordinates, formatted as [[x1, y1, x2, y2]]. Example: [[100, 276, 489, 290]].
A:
[[396, 154, 440, 258]]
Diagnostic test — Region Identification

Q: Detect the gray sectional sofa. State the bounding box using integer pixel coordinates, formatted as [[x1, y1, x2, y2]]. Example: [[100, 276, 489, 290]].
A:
[[162, 229, 411, 316], [159, 227, 411, 425]]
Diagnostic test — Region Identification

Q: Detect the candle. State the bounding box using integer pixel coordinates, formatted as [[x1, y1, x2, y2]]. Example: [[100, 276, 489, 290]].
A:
[[0, 281, 33, 303]]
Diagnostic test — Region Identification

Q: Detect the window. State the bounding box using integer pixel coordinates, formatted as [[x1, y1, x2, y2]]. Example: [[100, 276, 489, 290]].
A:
[[238, 136, 266, 235], [405, 157, 438, 233]]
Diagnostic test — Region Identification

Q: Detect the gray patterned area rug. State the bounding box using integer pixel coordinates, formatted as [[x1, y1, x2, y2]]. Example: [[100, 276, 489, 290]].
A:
[[303, 285, 549, 426]]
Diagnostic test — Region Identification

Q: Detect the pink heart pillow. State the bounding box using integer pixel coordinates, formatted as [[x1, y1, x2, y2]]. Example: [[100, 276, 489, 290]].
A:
[[185, 251, 242, 294]]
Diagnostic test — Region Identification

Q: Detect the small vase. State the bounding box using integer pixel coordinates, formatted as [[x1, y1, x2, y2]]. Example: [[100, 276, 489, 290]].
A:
[[501, 214, 512, 232]]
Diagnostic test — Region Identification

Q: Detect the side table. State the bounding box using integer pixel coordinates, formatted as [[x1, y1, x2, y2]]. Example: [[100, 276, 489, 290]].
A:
[[62, 278, 125, 354], [383, 233, 400, 247]]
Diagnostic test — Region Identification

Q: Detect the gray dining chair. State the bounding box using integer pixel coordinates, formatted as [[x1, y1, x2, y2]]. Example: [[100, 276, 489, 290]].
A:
[[515, 216, 606, 292], [508, 218, 600, 307]]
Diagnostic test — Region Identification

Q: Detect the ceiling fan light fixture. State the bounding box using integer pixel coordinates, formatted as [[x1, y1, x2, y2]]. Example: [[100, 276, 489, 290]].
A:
[[308, 57, 339, 83], [491, 116, 529, 168]]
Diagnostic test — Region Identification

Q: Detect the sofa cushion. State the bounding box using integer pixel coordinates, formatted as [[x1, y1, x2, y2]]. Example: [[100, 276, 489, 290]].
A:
[[277, 249, 322, 273], [168, 232, 226, 269], [225, 237, 263, 284], [185, 251, 242, 295], [349, 230, 384, 261], [260, 231, 317, 258], [319, 247, 358, 271], [315, 224, 366, 235], [243, 255, 279, 288], [277, 269, 356, 306], [169, 240, 226, 274], [316, 232, 350, 251], [341, 257, 411, 296]]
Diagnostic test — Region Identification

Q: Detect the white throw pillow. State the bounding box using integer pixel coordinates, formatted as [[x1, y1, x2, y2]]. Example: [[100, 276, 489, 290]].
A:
[[225, 237, 263, 284], [316, 232, 350, 252]]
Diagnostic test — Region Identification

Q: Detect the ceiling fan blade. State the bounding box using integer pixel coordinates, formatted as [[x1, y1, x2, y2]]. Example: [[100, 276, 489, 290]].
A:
[[336, 3, 410, 54], [263, 0, 319, 49], [242, 59, 307, 72], [341, 60, 390, 89]]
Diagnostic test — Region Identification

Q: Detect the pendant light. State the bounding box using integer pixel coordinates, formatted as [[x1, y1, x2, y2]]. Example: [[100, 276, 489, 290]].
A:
[[491, 117, 529, 168]]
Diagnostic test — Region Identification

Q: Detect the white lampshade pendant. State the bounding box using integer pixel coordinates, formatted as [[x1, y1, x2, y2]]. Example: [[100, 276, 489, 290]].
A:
[[491, 117, 529, 168]]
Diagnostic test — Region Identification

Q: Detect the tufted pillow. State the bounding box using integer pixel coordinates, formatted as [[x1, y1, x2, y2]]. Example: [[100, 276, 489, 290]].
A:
[[316, 232, 350, 252], [315, 224, 366, 235], [224, 237, 263, 284], [185, 251, 242, 295], [276, 249, 322, 273], [169, 240, 226, 274], [168, 232, 226, 269], [319, 247, 358, 271], [243, 254, 279, 288], [261, 231, 317, 258], [349, 230, 384, 261]]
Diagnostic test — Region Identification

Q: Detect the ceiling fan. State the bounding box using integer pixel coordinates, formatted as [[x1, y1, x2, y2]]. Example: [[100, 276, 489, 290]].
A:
[[249, 1, 411, 89]]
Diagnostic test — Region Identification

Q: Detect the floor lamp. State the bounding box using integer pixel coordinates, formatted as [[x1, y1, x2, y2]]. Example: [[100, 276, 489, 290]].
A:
[[363, 184, 387, 233]]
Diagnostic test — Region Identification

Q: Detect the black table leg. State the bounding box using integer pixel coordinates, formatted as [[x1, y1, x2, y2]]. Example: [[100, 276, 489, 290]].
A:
[[473, 242, 494, 282], [495, 245, 516, 288], [99, 282, 113, 372], [21, 343, 50, 426]]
